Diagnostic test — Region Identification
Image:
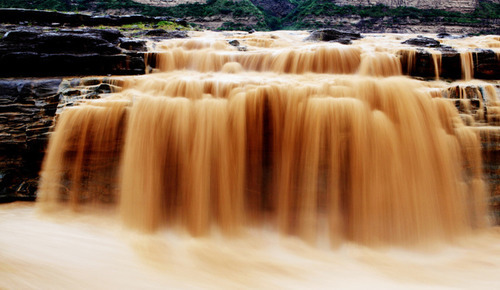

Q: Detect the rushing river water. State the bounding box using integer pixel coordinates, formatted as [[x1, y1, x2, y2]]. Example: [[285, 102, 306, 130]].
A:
[[2, 31, 500, 288], [1, 203, 500, 289]]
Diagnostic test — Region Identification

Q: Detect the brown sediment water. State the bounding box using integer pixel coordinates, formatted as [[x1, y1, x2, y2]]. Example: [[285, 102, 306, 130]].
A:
[[460, 50, 475, 81], [1, 202, 500, 289], [400, 48, 416, 75], [38, 31, 494, 245], [38, 72, 488, 245], [8, 31, 500, 288], [431, 51, 442, 81], [38, 100, 128, 211]]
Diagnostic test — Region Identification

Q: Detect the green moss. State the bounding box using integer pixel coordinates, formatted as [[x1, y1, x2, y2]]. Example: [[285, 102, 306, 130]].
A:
[[121, 23, 148, 30]]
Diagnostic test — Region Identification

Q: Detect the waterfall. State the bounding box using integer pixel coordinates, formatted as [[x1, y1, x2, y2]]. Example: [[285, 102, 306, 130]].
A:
[[37, 31, 490, 247]]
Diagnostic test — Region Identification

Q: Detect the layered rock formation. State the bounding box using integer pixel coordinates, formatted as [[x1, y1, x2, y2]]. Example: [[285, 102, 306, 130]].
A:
[[0, 23, 200, 201], [335, 0, 478, 12], [394, 35, 500, 222], [0, 28, 146, 77], [299, 14, 500, 35], [0, 76, 126, 202], [398, 37, 500, 80], [133, 0, 207, 7], [0, 27, 144, 201], [0, 79, 61, 201], [133, 0, 480, 12], [0, 8, 183, 26]]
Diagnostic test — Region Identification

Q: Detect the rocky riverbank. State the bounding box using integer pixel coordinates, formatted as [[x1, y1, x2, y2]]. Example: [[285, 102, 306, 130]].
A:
[[0, 20, 190, 201]]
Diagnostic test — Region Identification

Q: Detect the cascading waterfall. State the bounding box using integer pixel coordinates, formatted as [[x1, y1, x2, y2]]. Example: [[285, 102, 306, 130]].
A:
[[37, 32, 493, 248]]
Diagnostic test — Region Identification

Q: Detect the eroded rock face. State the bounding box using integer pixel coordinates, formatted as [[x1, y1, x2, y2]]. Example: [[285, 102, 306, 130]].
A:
[[298, 14, 500, 35], [0, 28, 146, 77], [473, 49, 500, 80], [0, 76, 125, 202], [334, 0, 478, 13], [0, 79, 61, 201], [442, 83, 500, 223], [0, 8, 182, 27], [119, 39, 148, 52]]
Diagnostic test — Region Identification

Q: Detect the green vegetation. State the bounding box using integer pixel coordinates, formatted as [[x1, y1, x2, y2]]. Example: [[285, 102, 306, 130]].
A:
[[253, 4, 282, 30], [0, 0, 265, 29], [156, 20, 188, 30], [217, 20, 267, 31], [120, 23, 148, 30], [472, 1, 500, 19], [217, 22, 252, 31], [117, 20, 190, 32], [0, 0, 498, 31], [158, 0, 264, 18], [0, 0, 264, 18]]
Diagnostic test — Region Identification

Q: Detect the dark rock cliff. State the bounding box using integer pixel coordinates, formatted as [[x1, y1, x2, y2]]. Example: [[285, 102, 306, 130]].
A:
[[0, 8, 181, 27], [0, 26, 148, 201], [0, 28, 146, 77], [0, 79, 61, 201]]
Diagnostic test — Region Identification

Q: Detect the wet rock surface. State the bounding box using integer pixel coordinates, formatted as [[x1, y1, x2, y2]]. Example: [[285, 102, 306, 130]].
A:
[[478, 126, 500, 224], [227, 39, 247, 51], [228, 39, 240, 47], [399, 48, 462, 80], [0, 79, 61, 202], [0, 76, 123, 202], [119, 39, 148, 52], [399, 48, 500, 81], [305, 28, 362, 44], [473, 49, 500, 80], [402, 35, 441, 47], [0, 19, 149, 201], [440, 83, 500, 223], [0, 28, 146, 77]]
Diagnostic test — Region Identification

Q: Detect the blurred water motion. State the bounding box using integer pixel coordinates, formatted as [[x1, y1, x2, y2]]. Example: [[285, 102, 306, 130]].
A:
[[38, 31, 494, 246], [1, 203, 500, 289], [6, 30, 499, 288]]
